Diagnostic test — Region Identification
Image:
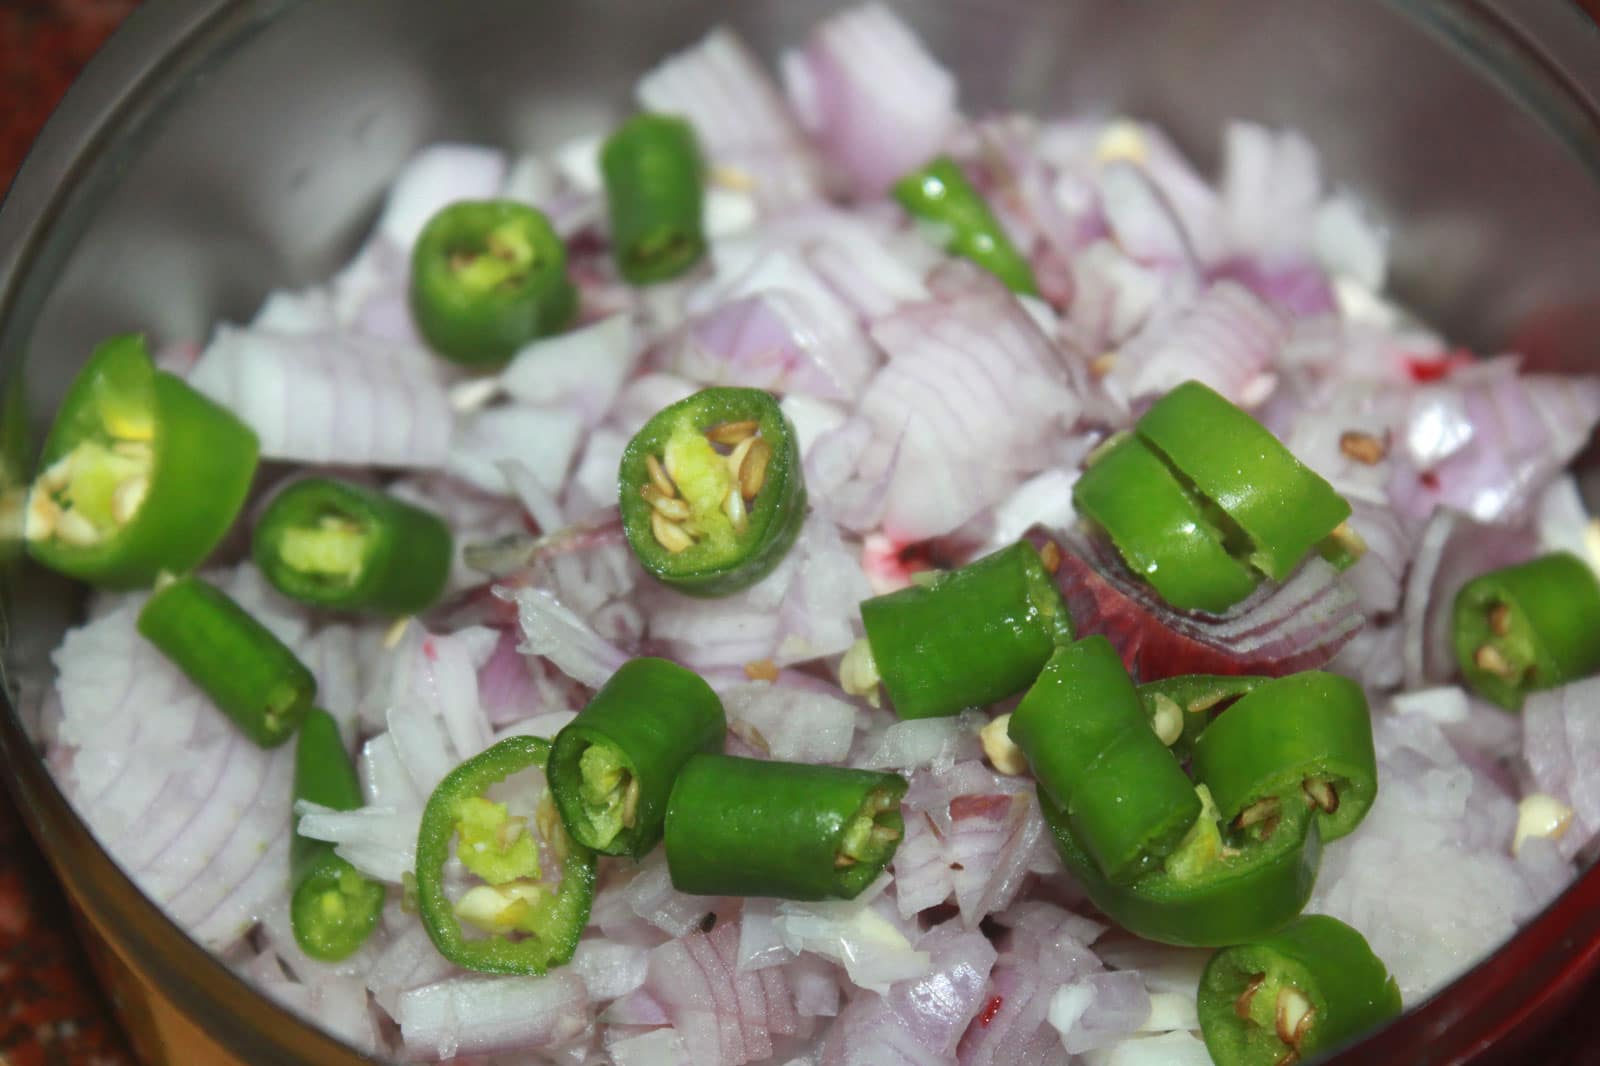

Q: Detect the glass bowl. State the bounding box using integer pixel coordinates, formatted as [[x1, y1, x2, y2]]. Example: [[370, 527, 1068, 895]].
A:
[[2, 2, 1600, 1063]]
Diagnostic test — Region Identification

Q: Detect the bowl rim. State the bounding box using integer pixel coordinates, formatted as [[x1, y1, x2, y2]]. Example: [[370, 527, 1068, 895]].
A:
[[3, 2, 1600, 1064]]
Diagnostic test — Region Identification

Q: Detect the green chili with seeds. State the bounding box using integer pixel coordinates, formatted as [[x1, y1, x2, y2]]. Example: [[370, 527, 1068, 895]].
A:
[[601, 114, 708, 284], [1452, 551, 1600, 710]]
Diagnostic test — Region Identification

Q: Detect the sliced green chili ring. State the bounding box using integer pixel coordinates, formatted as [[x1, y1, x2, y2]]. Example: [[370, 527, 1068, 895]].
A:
[[1073, 433, 1261, 613], [663, 754, 907, 901], [1137, 674, 1266, 760], [253, 478, 452, 615], [415, 735, 596, 976], [1136, 381, 1351, 583], [290, 709, 384, 961], [550, 657, 726, 858], [619, 387, 805, 597], [1191, 671, 1377, 843], [1199, 915, 1402, 1066], [861, 541, 1073, 720], [1041, 783, 1322, 947], [136, 576, 315, 748], [26, 334, 259, 588], [1452, 551, 1600, 711], [893, 156, 1039, 295], [409, 200, 577, 367], [601, 113, 707, 284], [1009, 637, 1201, 883]]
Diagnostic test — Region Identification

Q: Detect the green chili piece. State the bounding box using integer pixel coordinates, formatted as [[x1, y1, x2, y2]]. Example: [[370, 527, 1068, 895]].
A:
[[1191, 671, 1376, 844], [663, 754, 906, 901], [1009, 637, 1201, 883], [619, 387, 806, 597], [1041, 783, 1322, 947], [290, 709, 384, 961], [550, 658, 726, 858], [860, 541, 1073, 720], [1073, 433, 1261, 613], [25, 334, 259, 588], [601, 113, 707, 284], [893, 157, 1039, 295], [1136, 381, 1351, 583], [1452, 551, 1600, 711], [136, 576, 315, 748], [415, 735, 596, 976], [253, 478, 452, 615], [1137, 674, 1266, 760], [1199, 915, 1402, 1066], [409, 200, 576, 366]]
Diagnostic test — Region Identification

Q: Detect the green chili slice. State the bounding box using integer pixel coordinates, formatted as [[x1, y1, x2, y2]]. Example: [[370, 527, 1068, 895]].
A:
[[1452, 551, 1600, 711], [1009, 637, 1202, 883], [663, 754, 907, 901], [1135, 381, 1352, 583], [291, 708, 384, 961], [25, 334, 259, 588], [409, 200, 576, 366], [1199, 915, 1402, 1066], [1191, 671, 1377, 844], [1137, 674, 1266, 761], [253, 478, 452, 615], [601, 113, 708, 284], [136, 575, 315, 748], [893, 157, 1039, 295], [415, 735, 596, 976], [550, 657, 726, 858], [1073, 432, 1261, 613], [619, 387, 805, 597], [860, 541, 1073, 720]]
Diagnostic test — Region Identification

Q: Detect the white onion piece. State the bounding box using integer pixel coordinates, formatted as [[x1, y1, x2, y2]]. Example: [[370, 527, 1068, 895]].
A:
[[1081, 1032, 1213, 1066], [447, 403, 583, 498], [1219, 122, 1321, 263], [1062, 240, 1169, 358], [638, 27, 825, 209], [571, 939, 651, 1002], [189, 326, 452, 469], [781, 3, 958, 197], [644, 920, 804, 1066], [395, 971, 590, 1060], [1109, 281, 1286, 407], [954, 955, 1068, 1066], [665, 290, 877, 401], [294, 801, 416, 886], [376, 143, 507, 248], [498, 313, 642, 426], [510, 586, 629, 688], [856, 714, 982, 772], [1050, 971, 1151, 1055], [610, 1029, 694, 1066], [775, 883, 929, 994], [722, 684, 857, 763], [1095, 161, 1197, 271]]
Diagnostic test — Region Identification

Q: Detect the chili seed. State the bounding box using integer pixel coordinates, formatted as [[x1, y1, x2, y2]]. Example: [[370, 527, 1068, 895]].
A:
[[980, 713, 1029, 775], [707, 420, 760, 446], [24, 490, 60, 542], [111, 476, 150, 525], [1275, 988, 1315, 1052], [1150, 694, 1184, 747], [646, 453, 677, 498], [1473, 643, 1517, 680], [743, 659, 780, 682], [1513, 792, 1575, 856], [723, 486, 748, 532], [1038, 539, 1062, 574], [620, 776, 641, 830], [651, 511, 695, 553], [1488, 603, 1512, 638], [1235, 973, 1266, 1020], [1234, 796, 1282, 837], [54, 509, 101, 547], [1338, 430, 1387, 465], [1302, 777, 1340, 814], [642, 484, 692, 522], [739, 439, 772, 499]]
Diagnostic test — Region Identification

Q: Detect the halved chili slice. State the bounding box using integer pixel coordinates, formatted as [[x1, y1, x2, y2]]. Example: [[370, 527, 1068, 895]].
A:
[[618, 386, 805, 596], [1452, 551, 1600, 710]]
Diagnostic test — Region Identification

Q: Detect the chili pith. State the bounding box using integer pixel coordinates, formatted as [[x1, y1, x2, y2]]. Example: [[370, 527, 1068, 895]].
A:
[[1191, 672, 1377, 844], [25, 334, 259, 588], [1452, 551, 1600, 710], [619, 387, 806, 596], [601, 113, 708, 284], [136, 575, 316, 748], [253, 478, 453, 615], [290, 708, 385, 962], [1199, 914, 1402, 1066], [550, 657, 726, 858], [860, 541, 1072, 719], [415, 735, 596, 976], [1009, 637, 1200, 883], [893, 157, 1039, 295], [663, 754, 907, 901], [409, 200, 576, 366]]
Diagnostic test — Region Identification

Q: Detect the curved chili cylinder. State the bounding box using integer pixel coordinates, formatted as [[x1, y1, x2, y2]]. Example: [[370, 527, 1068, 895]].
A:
[[1190, 671, 1377, 843], [409, 200, 576, 366], [663, 754, 907, 901], [1136, 381, 1351, 583], [860, 541, 1072, 720], [26, 334, 259, 588], [1009, 637, 1201, 883], [893, 156, 1039, 295], [601, 113, 708, 284], [1451, 551, 1600, 710], [1199, 915, 1402, 1066], [135, 575, 316, 748], [549, 657, 726, 858], [253, 477, 453, 615], [619, 387, 806, 597], [1072, 432, 1260, 614]]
